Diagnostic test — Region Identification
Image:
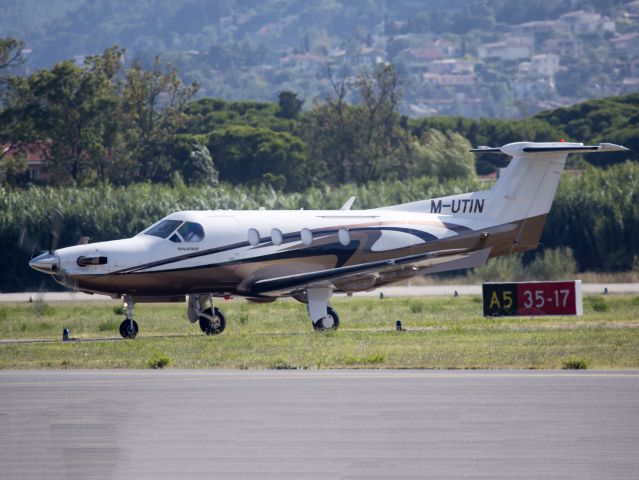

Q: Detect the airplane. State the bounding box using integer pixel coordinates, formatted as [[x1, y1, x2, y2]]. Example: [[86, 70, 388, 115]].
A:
[[28, 141, 627, 338]]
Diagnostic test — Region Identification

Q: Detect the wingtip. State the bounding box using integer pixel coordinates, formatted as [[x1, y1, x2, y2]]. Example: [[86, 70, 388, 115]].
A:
[[599, 143, 630, 152]]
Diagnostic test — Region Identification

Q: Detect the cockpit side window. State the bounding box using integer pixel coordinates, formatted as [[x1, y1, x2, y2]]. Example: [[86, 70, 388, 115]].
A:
[[144, 220, 183, 239], [177, 222, 205, 243]]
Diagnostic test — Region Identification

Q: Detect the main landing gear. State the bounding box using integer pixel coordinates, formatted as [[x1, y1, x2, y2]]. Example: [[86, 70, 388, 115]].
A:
[[117, 290, 337, 338], [306, 287, 340, 332], [188, 295, 226, 335], [119, 295, 139, 339]]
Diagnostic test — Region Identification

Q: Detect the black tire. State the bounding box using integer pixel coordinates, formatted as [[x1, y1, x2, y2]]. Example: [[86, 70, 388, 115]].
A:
[[313, 306, 340, 331], [199, 307, 226, 335], [119, 319, 139, 339]]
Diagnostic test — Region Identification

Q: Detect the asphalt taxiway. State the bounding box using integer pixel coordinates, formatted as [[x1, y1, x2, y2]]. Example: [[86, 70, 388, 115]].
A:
[[1, 370, 638, 479]]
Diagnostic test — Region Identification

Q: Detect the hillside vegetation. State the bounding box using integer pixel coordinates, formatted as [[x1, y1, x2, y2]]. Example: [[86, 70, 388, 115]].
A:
[[2, 0, 636, 118]]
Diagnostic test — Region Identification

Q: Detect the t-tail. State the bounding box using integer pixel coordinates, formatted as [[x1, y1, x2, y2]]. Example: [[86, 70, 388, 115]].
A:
[[385, 141, 628, 221], [381, 141, 628, 253]]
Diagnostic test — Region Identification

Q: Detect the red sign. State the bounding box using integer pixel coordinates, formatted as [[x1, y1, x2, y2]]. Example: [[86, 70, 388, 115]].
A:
[[483, 281, 583, 317]]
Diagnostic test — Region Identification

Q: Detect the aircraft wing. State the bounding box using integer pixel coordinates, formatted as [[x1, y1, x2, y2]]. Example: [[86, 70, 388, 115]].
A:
[[247, 248, 469, 295]]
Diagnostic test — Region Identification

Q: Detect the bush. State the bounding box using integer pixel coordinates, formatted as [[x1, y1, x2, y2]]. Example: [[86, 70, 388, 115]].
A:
[[526, 247, 577, 280], [562, 357, 589, 369], [470, 254, 524, 282], [147, 353, 171, 369], [588, 296, 609, 312]]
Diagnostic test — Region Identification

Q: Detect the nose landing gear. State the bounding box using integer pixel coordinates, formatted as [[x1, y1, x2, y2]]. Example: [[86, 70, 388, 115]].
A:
[[119, 296, 138, 339]]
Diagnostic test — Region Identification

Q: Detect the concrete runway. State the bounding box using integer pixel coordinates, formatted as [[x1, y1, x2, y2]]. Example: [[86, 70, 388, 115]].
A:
[[1, 370, 638, 479]]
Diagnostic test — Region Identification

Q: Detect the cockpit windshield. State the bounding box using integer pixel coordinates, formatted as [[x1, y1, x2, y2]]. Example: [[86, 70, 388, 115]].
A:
[[142, 219, 205, 243], [177, 222, 205, 242], [144, 220, 183, 239]]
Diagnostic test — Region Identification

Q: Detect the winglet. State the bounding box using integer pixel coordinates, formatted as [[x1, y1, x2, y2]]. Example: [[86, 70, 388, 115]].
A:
[[340, 196, 357, 211]]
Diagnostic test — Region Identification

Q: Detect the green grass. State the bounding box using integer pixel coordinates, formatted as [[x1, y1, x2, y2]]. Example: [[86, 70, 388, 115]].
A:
[[0, 294, 638, 370]]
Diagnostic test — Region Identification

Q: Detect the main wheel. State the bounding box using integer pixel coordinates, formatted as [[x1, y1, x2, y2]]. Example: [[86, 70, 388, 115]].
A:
[[199, 307, 226, 335], [313, 306, 340, 331], [119, 319, 139, 339]]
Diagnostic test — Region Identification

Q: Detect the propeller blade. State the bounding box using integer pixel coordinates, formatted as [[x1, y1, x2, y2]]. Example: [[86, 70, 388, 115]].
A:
[[18, 228, 39, 257], [30, 278, 48, 313], [48, 209, 64, 253]]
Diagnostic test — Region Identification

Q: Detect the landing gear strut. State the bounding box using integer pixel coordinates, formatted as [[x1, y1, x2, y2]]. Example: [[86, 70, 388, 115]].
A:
[[119, 295, 139, 339], [307, 287, 339, 331], [188, 295, 226, 335]]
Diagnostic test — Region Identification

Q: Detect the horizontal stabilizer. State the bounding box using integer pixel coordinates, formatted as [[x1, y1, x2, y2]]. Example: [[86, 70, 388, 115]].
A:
[[471, 142, 628, 156]]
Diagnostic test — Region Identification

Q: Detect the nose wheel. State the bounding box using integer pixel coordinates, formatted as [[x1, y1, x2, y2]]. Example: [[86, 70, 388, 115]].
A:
[[119, 318, 139, 338], [119, 295, 138, 339]]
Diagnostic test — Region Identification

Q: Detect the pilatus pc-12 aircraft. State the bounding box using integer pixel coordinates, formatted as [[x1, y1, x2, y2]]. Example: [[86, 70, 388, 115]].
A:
[[29, 141, 627, 338]]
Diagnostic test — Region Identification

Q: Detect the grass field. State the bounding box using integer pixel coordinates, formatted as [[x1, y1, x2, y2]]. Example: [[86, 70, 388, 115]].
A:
[[0, 294, 638, 369]]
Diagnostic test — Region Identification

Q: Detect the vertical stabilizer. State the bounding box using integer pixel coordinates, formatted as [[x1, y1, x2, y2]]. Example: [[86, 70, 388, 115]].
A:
[[378, 142, 627, 221], [476, 142, 628, 223]]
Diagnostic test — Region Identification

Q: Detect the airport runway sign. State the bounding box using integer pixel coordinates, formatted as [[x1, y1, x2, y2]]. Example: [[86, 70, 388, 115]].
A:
[[483, 280, 583, 317]]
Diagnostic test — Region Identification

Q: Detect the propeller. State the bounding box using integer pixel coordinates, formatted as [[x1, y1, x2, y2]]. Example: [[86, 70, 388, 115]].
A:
[[19, 209, 79, 296], [48, 209, 64, 253], [18, 208, 65, 258], [18, 228, 39, 258]]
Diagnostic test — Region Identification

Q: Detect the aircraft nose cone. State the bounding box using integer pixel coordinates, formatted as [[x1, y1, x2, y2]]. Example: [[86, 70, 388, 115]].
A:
[[29, 252, 60, 274]]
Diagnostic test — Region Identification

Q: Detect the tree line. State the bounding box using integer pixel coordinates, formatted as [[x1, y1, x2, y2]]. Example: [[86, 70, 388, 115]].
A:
[[3, 39, 638, 191], [0, 41, 478, 190]]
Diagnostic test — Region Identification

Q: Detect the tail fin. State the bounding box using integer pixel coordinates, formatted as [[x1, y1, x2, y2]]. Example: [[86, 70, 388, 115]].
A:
[[382, 142, 628, 224], [475, 142, 628, 223]]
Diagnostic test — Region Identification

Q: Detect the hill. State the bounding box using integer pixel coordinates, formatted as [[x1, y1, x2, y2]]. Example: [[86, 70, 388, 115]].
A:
[[2, 0, 637, 118]]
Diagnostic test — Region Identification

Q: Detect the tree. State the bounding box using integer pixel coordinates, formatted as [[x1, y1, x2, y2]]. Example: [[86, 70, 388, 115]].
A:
[[0, 46, 200, 186], [207, 125, 309, 191], [120, 56, 200, 182], [0, 37, 24, 72], [0, 49, 124, 185], [277, 91, 303, 119], [302, 64, 413, 184], [170, 136, 218, 185]]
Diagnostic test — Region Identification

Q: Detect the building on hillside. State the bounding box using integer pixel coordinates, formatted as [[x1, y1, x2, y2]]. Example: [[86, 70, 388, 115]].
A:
[[622, 77, 639, 93], [347, 47, 386, 66], [279, 53, 326, 71], [558, 10, 615, 34], [541, 37, 583, 57], [516, 20, 561, 36], [529, 54, 560, 77], [477, 36, 534, 61], [422, 73, 476, 87], [623, 0, 639, 16], [426, 58, 476, 75], [611, 33, 639, 55]]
